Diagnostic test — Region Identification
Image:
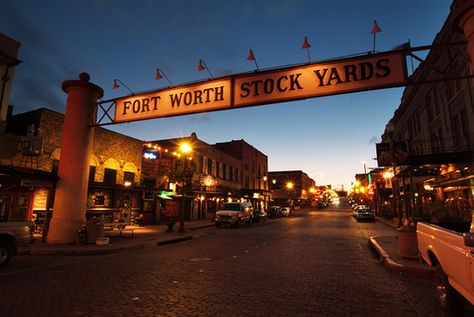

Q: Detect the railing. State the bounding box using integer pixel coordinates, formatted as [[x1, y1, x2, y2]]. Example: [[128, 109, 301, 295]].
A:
[[406, 137, 471, 156]]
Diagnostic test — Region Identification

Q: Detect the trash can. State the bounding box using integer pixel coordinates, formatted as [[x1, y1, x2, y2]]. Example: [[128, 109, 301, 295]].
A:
[[86, 218, 104, 244], [397, 223, 418, 259]]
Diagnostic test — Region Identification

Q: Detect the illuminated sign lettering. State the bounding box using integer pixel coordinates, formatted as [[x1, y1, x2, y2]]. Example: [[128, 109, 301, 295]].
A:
[[233, 52, 406, 107], [112, 52, 406, 123], [115, 79, 232, 122]]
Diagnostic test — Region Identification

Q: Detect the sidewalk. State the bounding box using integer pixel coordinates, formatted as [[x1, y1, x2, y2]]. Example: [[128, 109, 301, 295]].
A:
[[370, 217, 435, 280], [26, 219, 216, 256]]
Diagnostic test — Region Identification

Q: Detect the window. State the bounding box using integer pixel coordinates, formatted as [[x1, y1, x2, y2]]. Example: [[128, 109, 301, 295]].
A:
[[52, 160, 59, 176], [431, 134, 440, 153], [245, 176, 250, 188], [425, 93, 433, 122], [216, 161, 220, 178], [104, 168, 117, 184], [89, 166, 96, 183], [460, 109, 470, 143], [198, 155, 204, 173], [452, 114, 462, 146], [223, 164, 227, 180], [208, 158, 213, 176], [124, 171, 135, 184]]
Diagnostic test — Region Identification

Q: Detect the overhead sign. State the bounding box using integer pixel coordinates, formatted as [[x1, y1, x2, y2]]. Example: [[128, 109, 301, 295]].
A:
[[234, 52, 406, 107], [115, 79, 232, 123], [112, 51, 407, 123]]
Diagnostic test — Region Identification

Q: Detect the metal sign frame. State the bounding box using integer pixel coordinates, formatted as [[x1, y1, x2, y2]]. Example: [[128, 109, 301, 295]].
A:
[[92, 43, 467, 127]]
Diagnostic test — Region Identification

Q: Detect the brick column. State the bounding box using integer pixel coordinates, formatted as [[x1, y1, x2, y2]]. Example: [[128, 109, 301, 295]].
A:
[[47, 73, 103, 244]]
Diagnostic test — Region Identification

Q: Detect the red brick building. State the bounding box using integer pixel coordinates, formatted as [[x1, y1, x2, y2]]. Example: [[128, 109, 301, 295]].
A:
[[268, 170, 315, 209]]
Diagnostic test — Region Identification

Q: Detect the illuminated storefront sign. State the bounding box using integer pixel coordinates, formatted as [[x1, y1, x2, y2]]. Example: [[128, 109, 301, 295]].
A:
[[113, 52, 406, 123]]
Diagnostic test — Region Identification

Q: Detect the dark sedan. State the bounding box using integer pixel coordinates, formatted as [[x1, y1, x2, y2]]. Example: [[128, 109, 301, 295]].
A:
[[268, 206, 282, 218], [252, 210, 268, 223], [353, 208, 375, 222]]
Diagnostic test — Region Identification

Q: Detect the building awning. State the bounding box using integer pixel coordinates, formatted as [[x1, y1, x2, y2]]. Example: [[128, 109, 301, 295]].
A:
[[429, 175, 474, 188]]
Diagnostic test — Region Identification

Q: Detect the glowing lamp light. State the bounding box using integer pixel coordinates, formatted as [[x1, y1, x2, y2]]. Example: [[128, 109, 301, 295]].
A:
[[124, 181, 132, 187], [286, 182, 294, 189], [383, 171, 394, 179], [423, 184, 434, 191], [180, 142, 192, 153]]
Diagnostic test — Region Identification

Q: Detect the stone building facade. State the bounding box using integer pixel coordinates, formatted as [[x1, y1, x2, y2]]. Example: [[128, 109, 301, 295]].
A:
[[377, 0, 474, 222], [1, 108, 144, 225]]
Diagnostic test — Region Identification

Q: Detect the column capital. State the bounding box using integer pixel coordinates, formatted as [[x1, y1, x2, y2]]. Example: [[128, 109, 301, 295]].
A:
[[62, 72, 103, 99]]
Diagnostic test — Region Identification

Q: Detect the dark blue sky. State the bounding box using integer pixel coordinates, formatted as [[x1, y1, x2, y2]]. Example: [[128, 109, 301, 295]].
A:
[[1, 0, 451, 190]]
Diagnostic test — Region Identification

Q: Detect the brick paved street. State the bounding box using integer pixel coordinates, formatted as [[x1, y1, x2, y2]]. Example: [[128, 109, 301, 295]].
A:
[[0, 200, 464, 316]]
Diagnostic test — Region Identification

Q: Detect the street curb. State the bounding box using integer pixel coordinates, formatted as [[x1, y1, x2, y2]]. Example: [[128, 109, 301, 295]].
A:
[[368, 236, 434, 280], [157, 235, 193, 246], [29, 243, 147, 256], [188, 223, 216, 230]]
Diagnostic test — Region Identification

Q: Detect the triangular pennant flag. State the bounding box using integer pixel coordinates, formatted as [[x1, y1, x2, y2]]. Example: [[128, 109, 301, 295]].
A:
[[371, 20, 381, 34], [155, 69, 163, 80], [301, 36, 311, 49], [247, 49, 255, 61], [197, 59, 205, 72], [393, 41, 411, 50], [112, 79, 119, 90]]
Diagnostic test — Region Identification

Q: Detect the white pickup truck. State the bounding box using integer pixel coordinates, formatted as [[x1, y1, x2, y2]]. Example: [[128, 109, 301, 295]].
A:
[[417, 220, 474, 314], [0, 221, 35, 268]]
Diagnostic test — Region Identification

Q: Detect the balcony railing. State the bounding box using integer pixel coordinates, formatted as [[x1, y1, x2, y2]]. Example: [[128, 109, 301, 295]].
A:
[[377, 136, 472, 167]]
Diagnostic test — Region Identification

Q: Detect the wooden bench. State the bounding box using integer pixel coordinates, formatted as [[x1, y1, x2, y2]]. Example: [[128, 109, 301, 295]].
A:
[[104, 222, 135, 239]]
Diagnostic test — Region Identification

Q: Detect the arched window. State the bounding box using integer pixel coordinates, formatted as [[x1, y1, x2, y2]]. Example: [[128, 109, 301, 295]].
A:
[[103, 158, 120, 184]]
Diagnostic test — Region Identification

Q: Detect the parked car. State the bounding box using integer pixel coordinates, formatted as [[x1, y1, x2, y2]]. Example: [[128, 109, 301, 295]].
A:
[[353, 208, 375, 221], [252, 210, 267, 223], [281, 207, 291, 217], [268, 206, 282, 218], [317, 201, 328, 209], [353, 204, 369, 211], [215, 202, 254, 228], [417, 221, 474, 314], [0, 221, 35, 268]]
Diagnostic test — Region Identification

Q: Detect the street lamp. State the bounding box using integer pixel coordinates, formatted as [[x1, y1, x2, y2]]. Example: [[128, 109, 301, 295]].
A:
[[177, 142, 192, 233]]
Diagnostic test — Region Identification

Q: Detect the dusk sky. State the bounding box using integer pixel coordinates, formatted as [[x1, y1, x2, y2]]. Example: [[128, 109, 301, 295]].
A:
[[2, 0, 451, 190]]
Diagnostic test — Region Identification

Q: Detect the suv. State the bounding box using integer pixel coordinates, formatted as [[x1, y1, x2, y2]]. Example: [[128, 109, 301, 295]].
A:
[[215, 202, 254, 227], [0, 221, 35, 268]]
